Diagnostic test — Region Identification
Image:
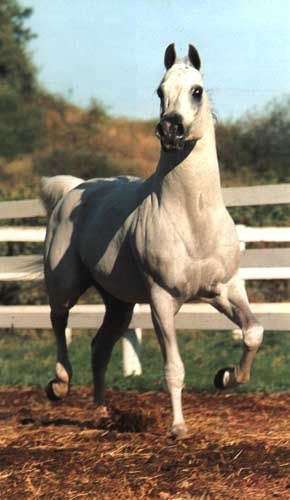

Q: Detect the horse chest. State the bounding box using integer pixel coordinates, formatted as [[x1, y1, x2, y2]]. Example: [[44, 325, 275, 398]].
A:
[[138, 220, 199, 297], [138, 206, 239, 299]]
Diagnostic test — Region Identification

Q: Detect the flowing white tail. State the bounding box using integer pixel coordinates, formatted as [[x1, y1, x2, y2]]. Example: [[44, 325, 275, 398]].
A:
[[40, 175, 84, 216]]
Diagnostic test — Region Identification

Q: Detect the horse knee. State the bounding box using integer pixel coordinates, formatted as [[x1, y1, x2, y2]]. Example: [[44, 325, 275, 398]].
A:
[[164, 360, 185, 391], [244, 323, 264, 350]]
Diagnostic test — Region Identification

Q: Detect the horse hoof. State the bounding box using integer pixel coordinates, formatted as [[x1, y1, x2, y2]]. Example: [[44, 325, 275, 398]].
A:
[[46, 381, 61, 401], [214, 367, 235, 389], [171, 423, 188, 440], [45, 380, 69, 401], [95, 405, 110, 420]]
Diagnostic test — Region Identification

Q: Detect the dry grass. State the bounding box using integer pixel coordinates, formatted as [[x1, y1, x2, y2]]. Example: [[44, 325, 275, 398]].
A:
[[96, 118, 159, 178], [0, 104, 159, 198]]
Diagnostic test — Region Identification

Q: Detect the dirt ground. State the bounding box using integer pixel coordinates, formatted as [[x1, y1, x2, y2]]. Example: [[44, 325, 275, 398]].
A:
[[0, 387, 289, 499]]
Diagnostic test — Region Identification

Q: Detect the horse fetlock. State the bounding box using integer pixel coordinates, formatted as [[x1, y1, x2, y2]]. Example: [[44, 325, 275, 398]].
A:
[[46, 379, 70, 401], [164, 374, 184, 391], [56, 361, 71, 384], [236, 371, 250, 384], [244, 324, 264, 350], [93, 384, 106, 406], [171, 422, 188, 440], [94, 405, 110, 420], [214, 365, 250, 389]]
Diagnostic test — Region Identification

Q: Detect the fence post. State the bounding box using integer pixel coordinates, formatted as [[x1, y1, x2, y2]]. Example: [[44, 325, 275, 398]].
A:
[[122, 304, 142, 376], [233, 226, 246, 340], [65, 327, 72, 346]]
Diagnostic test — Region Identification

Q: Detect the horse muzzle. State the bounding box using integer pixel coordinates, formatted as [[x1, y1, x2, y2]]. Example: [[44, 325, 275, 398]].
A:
[[155, 114, 186, 151]]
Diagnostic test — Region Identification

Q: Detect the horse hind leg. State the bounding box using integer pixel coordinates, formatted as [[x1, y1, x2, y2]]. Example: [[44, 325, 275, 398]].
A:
[[209, 274, 264, 389], [45, 261, 91, 401], [46, 306, 72, 400], [91, 292, 134, 412]]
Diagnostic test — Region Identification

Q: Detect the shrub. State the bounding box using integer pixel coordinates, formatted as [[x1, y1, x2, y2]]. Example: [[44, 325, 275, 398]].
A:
[[216, 96, 290, 183], [0, 85, 44, 158], [33, 148, 123, 179], [87, 98, 108, 122]]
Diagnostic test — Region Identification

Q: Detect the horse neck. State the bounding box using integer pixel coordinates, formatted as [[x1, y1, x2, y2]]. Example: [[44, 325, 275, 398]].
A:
[[153, 115, 224, 210]]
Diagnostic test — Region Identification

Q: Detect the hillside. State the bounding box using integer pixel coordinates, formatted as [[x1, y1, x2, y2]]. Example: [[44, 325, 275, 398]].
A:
[[0, 96, 160, 198]]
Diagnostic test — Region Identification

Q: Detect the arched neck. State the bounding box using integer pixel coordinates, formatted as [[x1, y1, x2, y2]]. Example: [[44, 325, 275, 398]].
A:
[[153, 118, 224, 208]]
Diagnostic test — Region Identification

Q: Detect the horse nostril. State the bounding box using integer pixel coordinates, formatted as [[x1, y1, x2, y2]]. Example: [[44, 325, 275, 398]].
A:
[[176, 123, 185, 138], [160, 119, 171, 136], [161, 114, 185, 138]]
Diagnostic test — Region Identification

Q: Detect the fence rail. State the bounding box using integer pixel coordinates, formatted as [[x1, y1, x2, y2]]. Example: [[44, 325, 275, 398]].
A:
[[1, 224, 290, 244], [0, 183, 289, 221], [1, 247, 290, 281], [0, 303, 289, 331]]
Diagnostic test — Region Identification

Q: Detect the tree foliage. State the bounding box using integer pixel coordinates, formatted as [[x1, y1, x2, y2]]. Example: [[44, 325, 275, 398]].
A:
[[0, 1, 44, 158], [0, 0, 36, 95], [0, 85, 44, 157], [216, 97, 290, 183], [34, 148, 123, 179]]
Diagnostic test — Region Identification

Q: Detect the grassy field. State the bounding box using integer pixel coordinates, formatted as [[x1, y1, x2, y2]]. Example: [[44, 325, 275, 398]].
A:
[[0, 328, 289, 392]]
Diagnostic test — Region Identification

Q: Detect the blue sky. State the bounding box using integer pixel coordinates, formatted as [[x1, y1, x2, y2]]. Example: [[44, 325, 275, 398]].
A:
[[23, 0, 290, 120]]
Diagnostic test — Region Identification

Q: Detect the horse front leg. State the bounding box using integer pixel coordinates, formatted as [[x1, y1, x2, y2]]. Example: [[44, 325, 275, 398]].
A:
[[150, 285, 186, 439], [210, 274, 264, 389]]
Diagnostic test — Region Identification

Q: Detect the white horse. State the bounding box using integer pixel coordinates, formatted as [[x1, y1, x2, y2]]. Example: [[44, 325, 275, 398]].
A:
[[40, 44, 263, 439]]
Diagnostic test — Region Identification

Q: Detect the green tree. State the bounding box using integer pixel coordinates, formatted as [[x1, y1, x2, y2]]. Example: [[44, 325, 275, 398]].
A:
[[216, 96, 290, 183], [0, 1, 44, 158], [0, 0, 36, 95]]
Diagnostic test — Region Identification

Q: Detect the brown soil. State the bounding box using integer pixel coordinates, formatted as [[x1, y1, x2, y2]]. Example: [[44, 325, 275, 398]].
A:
[[0, 387, 289, 499]]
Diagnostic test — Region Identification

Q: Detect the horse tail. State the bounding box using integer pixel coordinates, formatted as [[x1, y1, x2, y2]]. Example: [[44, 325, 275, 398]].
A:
[[23, 255, 44, 281], [40, 175, 84, 216]]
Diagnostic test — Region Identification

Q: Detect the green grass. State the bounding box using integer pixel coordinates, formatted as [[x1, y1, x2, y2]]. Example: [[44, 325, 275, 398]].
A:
[[0, 329, 290, 392]]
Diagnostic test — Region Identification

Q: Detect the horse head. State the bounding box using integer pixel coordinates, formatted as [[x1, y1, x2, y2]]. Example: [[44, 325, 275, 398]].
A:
[[156, 44, 209, 152]]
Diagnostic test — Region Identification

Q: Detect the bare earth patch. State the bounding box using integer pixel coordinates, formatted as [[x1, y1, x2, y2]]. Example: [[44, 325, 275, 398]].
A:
[[0, 387, 289, 499]]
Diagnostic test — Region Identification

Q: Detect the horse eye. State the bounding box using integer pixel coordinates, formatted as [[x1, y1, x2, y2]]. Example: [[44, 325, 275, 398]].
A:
[[192, 86, 203, 100], [157, 87, 164, 100]]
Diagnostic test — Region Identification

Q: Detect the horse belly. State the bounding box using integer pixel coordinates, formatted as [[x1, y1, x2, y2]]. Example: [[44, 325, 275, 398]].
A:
[[83, 238, 149, 304]]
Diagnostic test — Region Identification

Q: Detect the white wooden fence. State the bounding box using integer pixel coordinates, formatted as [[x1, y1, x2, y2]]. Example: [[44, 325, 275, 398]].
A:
[[0, 184, 289, 376]]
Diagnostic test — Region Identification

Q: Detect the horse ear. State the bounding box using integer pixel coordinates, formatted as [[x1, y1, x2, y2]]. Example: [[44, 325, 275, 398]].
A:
[[164, 43, 176, 70], [188, 44, 201, 71]]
